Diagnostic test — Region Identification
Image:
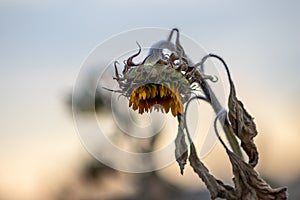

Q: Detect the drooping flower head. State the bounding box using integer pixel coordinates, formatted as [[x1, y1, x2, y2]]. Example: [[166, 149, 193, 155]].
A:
[[113, 29, 215, 117], [113, 44, 194, 116]]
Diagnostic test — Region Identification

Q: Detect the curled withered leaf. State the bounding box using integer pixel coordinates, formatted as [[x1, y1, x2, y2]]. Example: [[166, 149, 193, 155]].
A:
[[189, 143, 237, 199], [184, 96, 236, 199], [228, 150, 287, 200], [175, 114, 188, 175], [214, 110, 288, 200], [226, 74, 258, 166], [228, 94, 259, 167], [201, 54, 259, 167]]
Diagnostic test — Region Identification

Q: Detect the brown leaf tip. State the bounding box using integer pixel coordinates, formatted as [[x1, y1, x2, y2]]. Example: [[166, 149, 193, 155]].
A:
[[177, 160, 186, 175]]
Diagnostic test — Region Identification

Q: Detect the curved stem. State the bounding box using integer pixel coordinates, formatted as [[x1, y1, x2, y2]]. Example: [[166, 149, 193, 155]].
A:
[[213, 109, 229, 150], [198, 53, 237, 97], [193, 55, 243, 158], [184, 95, 209, 144], [167, 28, 179, 42]]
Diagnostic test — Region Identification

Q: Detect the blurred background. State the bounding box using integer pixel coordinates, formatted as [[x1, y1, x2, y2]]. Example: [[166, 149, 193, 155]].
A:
[[1, 0, 300, 199]]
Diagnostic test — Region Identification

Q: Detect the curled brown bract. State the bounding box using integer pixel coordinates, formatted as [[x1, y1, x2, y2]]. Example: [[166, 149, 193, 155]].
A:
[[126, 42, 142, 67]]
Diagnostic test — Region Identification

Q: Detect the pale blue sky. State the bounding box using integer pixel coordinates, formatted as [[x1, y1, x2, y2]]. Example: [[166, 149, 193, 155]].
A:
[[1, 0, 299, 89]]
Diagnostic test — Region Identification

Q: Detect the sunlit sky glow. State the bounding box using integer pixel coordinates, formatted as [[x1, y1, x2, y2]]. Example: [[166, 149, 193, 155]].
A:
[[0, 0, 299, 199]]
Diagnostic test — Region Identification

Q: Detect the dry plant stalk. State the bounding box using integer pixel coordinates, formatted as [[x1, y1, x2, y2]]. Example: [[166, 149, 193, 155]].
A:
[[112, 28, 287, 199]]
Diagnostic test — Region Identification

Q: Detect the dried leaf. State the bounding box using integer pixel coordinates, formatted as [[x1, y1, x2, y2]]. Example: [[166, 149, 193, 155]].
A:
[[227, 149, 287, 200], [189, 143, 237, 199], [175, 114, 188, 175], [228, 85, 259, 167], [199, 53, 259, 166], [214, 110, 288, 200], [206, 52, 260, 167], [184, 96, 235, 199]]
